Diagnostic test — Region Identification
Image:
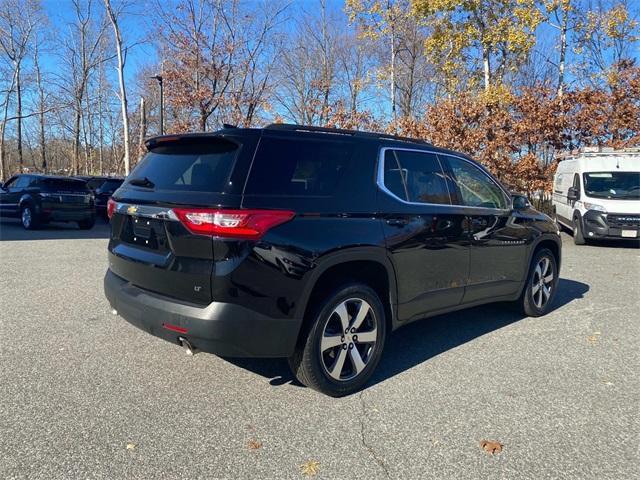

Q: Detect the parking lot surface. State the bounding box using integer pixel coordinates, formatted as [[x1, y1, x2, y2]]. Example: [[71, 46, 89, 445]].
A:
[[1, 218, 638, 479]]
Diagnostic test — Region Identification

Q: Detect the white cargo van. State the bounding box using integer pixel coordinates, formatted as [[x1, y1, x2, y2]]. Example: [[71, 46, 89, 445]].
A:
[[552, 148, 640, 244]]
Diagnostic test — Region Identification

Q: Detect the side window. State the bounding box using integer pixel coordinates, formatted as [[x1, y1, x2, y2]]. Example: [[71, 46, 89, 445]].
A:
[[572, 173, 580, 192], [3, 176, 17, 188], [12, 176, 29, 189], [244, 137, 354, 196], [447, 157, 508, 209], [382, 149, 451, 204]]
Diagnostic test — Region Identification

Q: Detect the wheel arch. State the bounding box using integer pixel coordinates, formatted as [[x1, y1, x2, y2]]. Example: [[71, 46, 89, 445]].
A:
[[529, 234, 562, 274], [19, 194, 36, 209], [294, 247, 398, 345]]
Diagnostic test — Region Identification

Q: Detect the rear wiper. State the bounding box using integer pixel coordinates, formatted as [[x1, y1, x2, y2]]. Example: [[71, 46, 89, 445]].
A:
[[128, 176, 155, 189]]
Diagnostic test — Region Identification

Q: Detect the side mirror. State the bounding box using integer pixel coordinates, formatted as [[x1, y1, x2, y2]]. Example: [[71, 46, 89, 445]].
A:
[[512, 194, 531, 210], [567, 187, 579, 201]]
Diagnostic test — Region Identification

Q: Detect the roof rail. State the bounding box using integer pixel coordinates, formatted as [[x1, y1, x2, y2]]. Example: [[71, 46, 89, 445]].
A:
[[264, 123, 431, 145]]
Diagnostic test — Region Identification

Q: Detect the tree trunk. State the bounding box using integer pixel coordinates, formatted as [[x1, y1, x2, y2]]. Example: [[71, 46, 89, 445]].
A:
[[98, 80, 105, 175], [0, 72, 15, 182], [16, 61, 23, 172], [35, 42, 47, 173], [389, 2, 397, 122], [483, 47, 491, 91], [73, 104, 81, 175], [557, 5, 569, 98], [105, 0, 131, 175], [139, 96, 146, 159]]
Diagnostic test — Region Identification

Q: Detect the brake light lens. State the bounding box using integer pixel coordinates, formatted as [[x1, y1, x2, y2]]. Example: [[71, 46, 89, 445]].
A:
[[107, 198, 117, 219], [172, 208, 295, 239]]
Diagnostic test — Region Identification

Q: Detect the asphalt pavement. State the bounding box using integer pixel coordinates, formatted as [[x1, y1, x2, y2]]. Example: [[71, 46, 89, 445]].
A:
[[1, 218, 638, 479]]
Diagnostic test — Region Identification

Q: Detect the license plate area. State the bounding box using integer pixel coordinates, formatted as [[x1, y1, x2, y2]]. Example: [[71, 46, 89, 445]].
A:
[[621, 230, 637, 238], [61, 195, 85, 204], [124, 216, 168, 250]]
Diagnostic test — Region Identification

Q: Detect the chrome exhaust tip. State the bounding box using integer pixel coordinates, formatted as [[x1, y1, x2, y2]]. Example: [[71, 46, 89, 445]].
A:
[[178, 337, 197, 356]]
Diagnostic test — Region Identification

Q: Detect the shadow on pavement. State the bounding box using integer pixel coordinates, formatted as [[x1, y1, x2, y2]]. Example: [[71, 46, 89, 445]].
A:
[[0, 217, 110, 241], [226, 278, 590, 391], [560, 232, 639, 249]]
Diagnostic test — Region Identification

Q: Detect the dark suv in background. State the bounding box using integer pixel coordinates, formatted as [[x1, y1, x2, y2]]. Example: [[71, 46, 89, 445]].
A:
[[104, 124, 561, 396], [94, 178, 124, 219], [0, 174, 95, 230]]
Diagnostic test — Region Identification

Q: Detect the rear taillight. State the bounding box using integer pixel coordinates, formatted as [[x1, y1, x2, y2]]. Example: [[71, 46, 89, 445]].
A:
[[107, 198, 117, 219], [172, 208, 295, 239]]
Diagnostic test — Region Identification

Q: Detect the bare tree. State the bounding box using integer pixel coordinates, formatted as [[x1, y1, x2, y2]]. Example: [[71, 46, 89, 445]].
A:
[[0, 0, 41, 178], [104, 0, 130, 174], [60, 0, 109, 175]]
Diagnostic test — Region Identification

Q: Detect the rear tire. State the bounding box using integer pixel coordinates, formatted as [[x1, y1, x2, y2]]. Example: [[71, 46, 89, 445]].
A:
[[288, 283, 386, 397], [573, 215, 586, 245], [78, 216, 95, 230], [519, 248, 558, 317]]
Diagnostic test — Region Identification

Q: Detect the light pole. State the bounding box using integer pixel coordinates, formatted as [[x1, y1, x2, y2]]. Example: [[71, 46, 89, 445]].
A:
[[150, 75, 164, 135]]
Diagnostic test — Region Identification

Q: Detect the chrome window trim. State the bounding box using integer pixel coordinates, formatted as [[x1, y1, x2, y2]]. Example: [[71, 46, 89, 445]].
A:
[[376, 146, 511, 211]]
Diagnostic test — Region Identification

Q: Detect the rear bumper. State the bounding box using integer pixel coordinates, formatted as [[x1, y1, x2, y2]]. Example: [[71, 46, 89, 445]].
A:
[[39, 206, 94, 222], [103, 269, 301, 358]]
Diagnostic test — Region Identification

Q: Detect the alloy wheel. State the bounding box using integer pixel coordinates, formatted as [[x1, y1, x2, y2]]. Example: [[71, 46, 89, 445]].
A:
[[531, 256, 554, 309], [319, 298, 378, 382], [22, 207, 32, 229]]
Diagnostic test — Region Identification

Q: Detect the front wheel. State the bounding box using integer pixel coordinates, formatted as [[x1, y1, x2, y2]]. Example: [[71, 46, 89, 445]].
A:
[[21, 205, 39, 230], [288, 283, 386, 397], [519, 248, 559, 317], [573, 216, 586, 245]]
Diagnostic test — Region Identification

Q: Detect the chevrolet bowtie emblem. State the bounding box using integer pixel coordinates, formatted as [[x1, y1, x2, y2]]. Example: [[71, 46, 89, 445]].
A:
[[127, 205, 138, 215]]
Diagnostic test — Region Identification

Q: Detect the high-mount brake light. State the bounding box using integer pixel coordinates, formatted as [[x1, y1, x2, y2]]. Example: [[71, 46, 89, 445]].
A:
[[172, 208, 295, 239], [107, 198, 117, 219]]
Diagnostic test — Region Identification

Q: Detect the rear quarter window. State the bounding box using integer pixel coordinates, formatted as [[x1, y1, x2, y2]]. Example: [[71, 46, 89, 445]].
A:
[[127, 138, 239, 193], [244, 137, 354, 196]]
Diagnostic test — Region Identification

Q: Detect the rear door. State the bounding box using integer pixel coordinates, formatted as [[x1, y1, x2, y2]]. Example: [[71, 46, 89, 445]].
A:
[[378, 147, 470, 321], [108, 134, 256, 305]]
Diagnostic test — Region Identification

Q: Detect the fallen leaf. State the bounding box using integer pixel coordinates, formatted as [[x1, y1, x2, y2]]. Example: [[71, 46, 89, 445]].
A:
[[247, 439, 262, 450], [587, 335, 599, 345], [480, 440, 503, 455], [126, 443, 137, 450], [300, 459, 320, 477]]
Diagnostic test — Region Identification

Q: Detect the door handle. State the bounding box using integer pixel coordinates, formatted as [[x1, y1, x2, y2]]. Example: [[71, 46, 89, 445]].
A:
[[386, 218, 409, 227]]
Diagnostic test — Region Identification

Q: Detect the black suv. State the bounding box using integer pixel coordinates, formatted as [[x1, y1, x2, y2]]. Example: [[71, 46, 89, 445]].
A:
[[104, 124, 561, 396], [94, 178, 124, 219], [0, 174, 95, 230]]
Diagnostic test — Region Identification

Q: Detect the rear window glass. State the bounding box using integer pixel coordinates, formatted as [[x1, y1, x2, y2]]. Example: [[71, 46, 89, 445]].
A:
[[127, 139, 238, 192], [244, 137, 354, 196], [86, 178, 107, 190], [98, 179, 123, 191], [41, 178, 90, 192]]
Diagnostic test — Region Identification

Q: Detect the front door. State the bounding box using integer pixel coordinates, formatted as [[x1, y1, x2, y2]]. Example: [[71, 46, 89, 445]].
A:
[[378, 147, 470, 322], [0, 176, 24, 217], [440, 155, 529, 303]]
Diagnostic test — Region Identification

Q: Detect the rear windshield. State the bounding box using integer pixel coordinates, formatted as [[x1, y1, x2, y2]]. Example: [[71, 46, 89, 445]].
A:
[[40, 178, 90, 192], [244, 137, 354, 196], [98, 179, 123, 191], [127, 138, 239, 192]]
